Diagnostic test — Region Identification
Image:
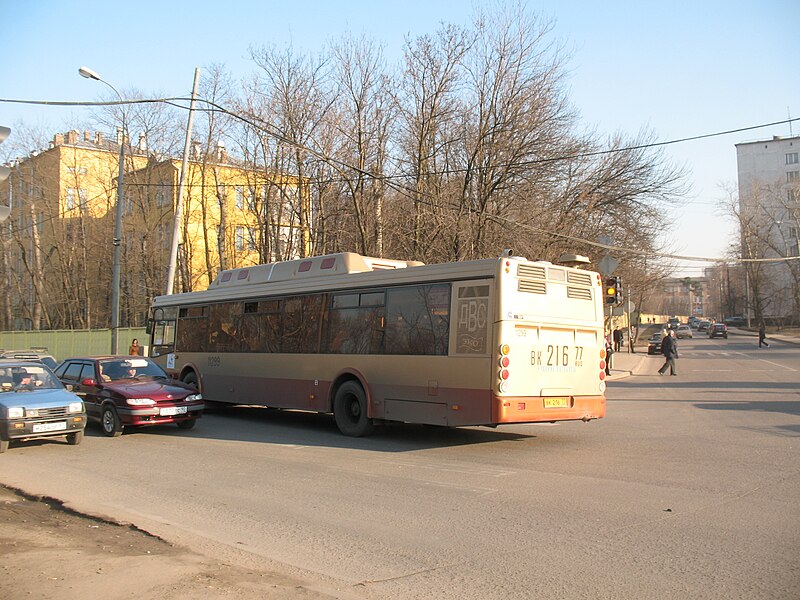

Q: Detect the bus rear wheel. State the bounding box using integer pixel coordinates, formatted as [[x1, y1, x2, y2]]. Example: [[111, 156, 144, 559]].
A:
[[334, 381, 374, 437]]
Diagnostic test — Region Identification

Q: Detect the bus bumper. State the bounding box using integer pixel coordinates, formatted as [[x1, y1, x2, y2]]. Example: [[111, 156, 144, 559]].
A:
[[492, 394, 606, 423]]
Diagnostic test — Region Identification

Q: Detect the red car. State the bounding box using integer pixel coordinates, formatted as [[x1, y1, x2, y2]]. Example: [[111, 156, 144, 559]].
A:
[[54, 357, 203, 437]]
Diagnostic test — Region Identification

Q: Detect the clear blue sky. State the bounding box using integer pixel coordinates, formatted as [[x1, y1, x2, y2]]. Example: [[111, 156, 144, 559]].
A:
[[2, 0, 799, 275]]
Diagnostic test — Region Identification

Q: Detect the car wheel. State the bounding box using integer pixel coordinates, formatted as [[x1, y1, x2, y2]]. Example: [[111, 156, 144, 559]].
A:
[[101, 406, 123, 437], [334, 381, 374, 437], [176, 418, 196, 430], [66, 430, 84, 445], [0, 438, 8, 453]]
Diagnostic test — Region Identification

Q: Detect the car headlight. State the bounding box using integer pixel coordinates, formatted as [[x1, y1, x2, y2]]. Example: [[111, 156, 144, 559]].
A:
[[126, 398, 155, 406], [186, 393, 203, 402], [68, 402, 83, 414], [7, 407, 24, 419]]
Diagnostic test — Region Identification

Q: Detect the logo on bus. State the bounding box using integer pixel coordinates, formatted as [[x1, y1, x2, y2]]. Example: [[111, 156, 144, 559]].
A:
[[456, 298, 488, 354]]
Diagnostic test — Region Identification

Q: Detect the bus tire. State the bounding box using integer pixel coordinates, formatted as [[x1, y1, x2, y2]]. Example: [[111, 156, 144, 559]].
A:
[[182, 371, 198, 390], [334, 381, 374, 437]]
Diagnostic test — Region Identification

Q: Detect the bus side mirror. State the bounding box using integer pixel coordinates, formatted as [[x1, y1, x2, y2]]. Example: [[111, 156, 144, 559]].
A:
[[145, 319, 153, 334]]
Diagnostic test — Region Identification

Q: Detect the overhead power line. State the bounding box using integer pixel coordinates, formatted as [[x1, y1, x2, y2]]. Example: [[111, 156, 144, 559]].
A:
[[2, 95, 798, 267]]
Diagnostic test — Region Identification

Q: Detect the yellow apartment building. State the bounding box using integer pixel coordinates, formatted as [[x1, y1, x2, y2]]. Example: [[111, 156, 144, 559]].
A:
[[125, 143, 310, 294], [0, 130, 149, 330], [0, 131, 310, 331]]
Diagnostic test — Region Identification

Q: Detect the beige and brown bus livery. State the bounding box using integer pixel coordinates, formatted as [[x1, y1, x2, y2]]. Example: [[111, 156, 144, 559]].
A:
[[148, 252, 607, 436]]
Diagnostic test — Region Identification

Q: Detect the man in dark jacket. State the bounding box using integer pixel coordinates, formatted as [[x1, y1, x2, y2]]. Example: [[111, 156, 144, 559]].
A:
[[658, 331, 679, 376]]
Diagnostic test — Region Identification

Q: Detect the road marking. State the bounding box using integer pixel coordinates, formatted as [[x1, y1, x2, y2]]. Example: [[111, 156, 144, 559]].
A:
[[755, 358, 797, 372]]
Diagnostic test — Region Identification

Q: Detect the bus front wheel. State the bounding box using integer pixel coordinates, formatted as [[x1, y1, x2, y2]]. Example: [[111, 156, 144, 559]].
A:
[[334, 381, 374, 437], [182, 371, 198, 389]]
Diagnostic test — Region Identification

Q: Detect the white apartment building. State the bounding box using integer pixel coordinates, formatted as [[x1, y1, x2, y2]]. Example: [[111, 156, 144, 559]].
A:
[[735, 134, 800, 321]]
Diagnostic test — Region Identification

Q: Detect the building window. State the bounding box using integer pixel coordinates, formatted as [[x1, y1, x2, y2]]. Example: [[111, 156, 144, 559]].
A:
[[788, 171, 799, 183], [65, 188, 76, 210], [235, 226, 245, 251], [786, 152, 799, 165], [235, 186, 244, 210]]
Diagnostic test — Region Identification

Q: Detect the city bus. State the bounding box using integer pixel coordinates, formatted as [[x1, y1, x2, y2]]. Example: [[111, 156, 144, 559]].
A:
[[147, 251, 607, 436]]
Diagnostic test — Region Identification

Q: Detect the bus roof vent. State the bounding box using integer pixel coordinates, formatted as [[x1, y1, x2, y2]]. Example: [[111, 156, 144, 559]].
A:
[[208, 253, 425, 288]]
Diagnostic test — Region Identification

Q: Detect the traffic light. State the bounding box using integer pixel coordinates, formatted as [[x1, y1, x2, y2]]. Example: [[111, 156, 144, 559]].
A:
[[605, 276, 623, 305], [0, 126, 10, 222]]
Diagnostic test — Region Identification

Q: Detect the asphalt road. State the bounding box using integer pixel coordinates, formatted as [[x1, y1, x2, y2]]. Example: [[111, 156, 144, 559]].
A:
[[1, 334, 798, 599]]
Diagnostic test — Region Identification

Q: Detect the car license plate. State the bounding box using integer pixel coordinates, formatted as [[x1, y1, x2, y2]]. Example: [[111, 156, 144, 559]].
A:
[[543, 397, 569, 409], [32, 421, 67, 433], [160, 406, 188, 416]]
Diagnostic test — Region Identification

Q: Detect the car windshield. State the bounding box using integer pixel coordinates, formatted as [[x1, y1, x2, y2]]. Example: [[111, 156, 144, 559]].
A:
[[99, 358, 168, 382], [0, 365, 62, 392]]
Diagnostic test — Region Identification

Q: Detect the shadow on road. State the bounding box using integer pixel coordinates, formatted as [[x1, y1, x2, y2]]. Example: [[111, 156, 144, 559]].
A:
[[115, 405, 537, 452]]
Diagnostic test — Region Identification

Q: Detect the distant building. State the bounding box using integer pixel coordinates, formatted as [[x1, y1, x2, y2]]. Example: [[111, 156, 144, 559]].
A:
[[735, 135, 800, 322], [654, 276, 710, 318], [0, 131, 307, 331], [0, 130, 149, 329]]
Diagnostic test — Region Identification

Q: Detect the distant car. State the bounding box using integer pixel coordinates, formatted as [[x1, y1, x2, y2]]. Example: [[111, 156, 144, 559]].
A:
[[0, 361, 86, 453], [647, 333, 664, 355], [667, 318, 680, 330], [54, 356, 203, 437], [708, 323, 728, 339], [697, 320, 711, 332], [676, 325, 693, 339], [725, 317, 747, 327], [0, 349, 57, 370]]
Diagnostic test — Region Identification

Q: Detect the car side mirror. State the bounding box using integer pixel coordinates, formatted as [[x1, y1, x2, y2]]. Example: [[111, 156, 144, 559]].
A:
[[65, 384, 75, 392], [80, 378, 97, 386]]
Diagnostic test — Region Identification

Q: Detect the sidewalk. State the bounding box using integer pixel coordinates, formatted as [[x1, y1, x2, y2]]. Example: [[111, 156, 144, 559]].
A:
[[607, 351, 648, 381]]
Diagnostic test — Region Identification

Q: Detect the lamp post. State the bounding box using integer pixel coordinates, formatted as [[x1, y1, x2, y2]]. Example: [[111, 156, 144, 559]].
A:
[[79, 66, 125, 354]]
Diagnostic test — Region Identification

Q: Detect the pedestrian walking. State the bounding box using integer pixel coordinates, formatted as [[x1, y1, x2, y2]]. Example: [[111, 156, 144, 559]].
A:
[[129, 339, 141, 356], [604, 335, 613, 376], [613, 328, 623, 352], [758, 323, 769, 348], [658, 330, 679, 376]]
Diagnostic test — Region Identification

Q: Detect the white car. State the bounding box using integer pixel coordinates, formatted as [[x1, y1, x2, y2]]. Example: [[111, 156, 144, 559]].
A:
[[676, 325, 693, 339]]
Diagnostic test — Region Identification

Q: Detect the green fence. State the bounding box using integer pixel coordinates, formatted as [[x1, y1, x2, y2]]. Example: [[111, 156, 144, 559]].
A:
[[0, 328, 148, 362]]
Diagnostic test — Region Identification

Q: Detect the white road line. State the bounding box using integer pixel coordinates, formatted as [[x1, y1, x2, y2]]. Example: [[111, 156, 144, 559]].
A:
[[755, 358, 797, 372]]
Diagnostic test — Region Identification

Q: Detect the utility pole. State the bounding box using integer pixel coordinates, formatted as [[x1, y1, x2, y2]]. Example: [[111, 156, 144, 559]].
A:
[[166, 67, 201, 295]]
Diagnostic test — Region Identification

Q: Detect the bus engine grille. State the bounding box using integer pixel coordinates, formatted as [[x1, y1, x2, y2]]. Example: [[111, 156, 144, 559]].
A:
[[518, 279, 547, 294], [567, 286, 593, 300], [567, 271, 592, 286], [517, 264, 546, 279]]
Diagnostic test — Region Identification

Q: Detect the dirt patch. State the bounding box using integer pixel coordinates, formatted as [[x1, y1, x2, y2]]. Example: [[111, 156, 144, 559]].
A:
[[0, 485, 332, 600]]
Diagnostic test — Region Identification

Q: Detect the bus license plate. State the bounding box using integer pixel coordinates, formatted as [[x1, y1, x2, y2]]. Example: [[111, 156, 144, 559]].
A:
[[160, 406, 188, 416], [543, 397, 569, 409], [33, 421, 67, 433]]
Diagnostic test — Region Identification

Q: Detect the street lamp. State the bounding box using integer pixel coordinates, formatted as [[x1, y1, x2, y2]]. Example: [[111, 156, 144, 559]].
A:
[[79, 66, 125, 355]]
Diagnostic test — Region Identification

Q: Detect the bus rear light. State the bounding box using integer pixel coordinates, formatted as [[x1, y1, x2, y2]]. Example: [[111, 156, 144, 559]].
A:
[[499, 356, 510, 368], [499, 382, 509, 394], [599, 360, 606, 370], [499, 369, 510, 380], [599, 371, 606, 381], [500, 344, 510, 356], [599, 348, 606, 360]]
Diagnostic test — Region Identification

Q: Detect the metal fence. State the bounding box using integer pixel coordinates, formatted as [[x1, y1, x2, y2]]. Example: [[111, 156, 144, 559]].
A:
[[0, 328, 148, 362]]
